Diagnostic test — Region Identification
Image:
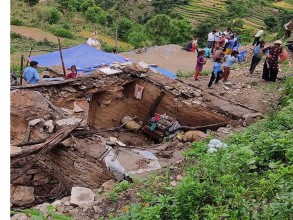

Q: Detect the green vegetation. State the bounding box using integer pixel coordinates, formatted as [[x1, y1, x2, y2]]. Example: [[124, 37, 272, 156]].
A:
[[108, 77, 293, 219], [11, 205, 73, 220]]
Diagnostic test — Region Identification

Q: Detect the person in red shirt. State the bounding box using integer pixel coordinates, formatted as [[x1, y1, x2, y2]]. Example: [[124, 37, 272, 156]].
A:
[[65, 65, 77, 79]]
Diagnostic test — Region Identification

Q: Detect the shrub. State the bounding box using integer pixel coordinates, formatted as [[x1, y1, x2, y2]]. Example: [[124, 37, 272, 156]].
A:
[[138, 3, 146, 9], [52, 28, 74, 39], [47, 8, 62, 24], [11, 18, 23, 26], [264, 15, 280, 32]]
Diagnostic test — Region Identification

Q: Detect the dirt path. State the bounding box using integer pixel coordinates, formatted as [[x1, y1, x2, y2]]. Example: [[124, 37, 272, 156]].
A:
[[11, 25, 64, 43], [121, 44, 214, 73]]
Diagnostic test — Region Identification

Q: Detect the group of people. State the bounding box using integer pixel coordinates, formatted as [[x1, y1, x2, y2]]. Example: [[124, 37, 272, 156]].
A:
[[191, 25, 287, 88], [23, 61, 79, 84]]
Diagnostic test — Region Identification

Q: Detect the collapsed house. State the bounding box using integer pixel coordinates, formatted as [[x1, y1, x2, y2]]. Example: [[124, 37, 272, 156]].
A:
[[11, 47, 263, 209]]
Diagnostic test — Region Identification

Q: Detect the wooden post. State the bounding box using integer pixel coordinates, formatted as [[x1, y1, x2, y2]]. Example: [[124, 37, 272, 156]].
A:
[[26, 47, 33, 67], [20, 55, 24, 85], [58, 37, 66, 77]]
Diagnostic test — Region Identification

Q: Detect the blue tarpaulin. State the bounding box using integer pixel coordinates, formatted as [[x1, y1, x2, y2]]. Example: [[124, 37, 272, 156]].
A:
[[150, 66, 177, 79], [30, 44, 127, 71]]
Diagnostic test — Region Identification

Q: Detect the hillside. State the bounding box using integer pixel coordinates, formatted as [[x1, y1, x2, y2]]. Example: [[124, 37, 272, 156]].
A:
[[10, 0, 293, 67]]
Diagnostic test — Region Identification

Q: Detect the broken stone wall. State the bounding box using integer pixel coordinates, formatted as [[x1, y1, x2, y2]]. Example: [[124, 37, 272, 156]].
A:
[[88, 79, 230, 129]]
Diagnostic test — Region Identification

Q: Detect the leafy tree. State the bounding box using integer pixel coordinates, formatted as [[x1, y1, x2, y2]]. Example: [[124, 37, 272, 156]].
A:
[[117, 18, 134, 41], [80, 0, 95, 12], [128, 26, 148, 48], [146, 14, 174, 45], [194, 19, 216, 47], [227, 2, 248, 18], [170, 19, 192, 44], [85, 6, 104, 23], [264, 15, 279, 31], [47, 8, 62, 24]]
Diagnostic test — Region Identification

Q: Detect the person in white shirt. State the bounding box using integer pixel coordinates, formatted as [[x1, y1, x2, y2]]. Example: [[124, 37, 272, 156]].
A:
[[252, 27, 264, 46], [284, 20, 293, 38], [207, 30, 216, 49], [87, 31, 101, 50]]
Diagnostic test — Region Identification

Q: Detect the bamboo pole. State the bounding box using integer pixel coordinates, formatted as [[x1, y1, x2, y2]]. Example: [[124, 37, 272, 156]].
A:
[[58, 37, 66, 77], [20, 55, 24, 85], [26, 47, 33, 67]]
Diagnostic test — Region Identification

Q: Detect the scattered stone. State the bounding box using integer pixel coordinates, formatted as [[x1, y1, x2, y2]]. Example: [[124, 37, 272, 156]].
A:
[[43, 120, 54, 133], [51, 200, 62, 206], [223, 86, 230, 90], [176, 175, 183, 181], [11, 146, 22, 157], [191, 100, 202, 105], [35, 203, 50, 216], [61, 196, 71, 206], [224, 81, 234, 86], [11, 186, 35, 206], [56, 118, 82, 126], [243, 116, 255, 126], [73, 102, 84, 113], [170, 180, 177, 186], [29, 118, 43, 127], [242, 113, 263, 119], [93, 205, 102, 213], [10, 213, 30, 220], [101, 179, 116, 192], [33, 172, 51, 186], [70, 187, 95, 207], [247, 85, 252, 89]]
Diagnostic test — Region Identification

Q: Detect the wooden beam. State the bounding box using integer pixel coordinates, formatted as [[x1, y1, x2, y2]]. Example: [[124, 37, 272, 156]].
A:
[[58, 37, 66, 77], [20, 55, 24, 85]]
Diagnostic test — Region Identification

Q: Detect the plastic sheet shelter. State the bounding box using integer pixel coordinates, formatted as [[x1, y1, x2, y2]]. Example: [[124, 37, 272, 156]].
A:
[[29, 44, 127, 71]]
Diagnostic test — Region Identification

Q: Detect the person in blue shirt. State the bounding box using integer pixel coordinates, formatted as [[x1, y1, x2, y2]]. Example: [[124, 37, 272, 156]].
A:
[[224, 35, 236, 55], [208, 58, 223, 88], [249, 41, 265, 74], [23, 61, 40, 84], [204, 46, 211, 58], [221, 51, 239, 81]]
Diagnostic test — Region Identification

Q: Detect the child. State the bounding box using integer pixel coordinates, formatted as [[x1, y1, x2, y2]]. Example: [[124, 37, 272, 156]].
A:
[[194, 50, 206, 80], [208, 58, 223, 88], [191, 37, 198, 53], [65, 65, 78, 79], [204, 46, 211, 58], [221, 51, 239, 81]]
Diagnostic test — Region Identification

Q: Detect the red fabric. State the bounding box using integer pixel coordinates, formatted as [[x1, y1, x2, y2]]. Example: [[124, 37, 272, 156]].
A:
[[65, 72, 77, 79]]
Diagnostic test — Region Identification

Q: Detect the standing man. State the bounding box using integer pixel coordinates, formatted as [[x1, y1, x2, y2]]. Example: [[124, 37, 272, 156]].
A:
[[213, 28, 222, 53], [225, 35, 236, 55], [23, 61, 40, 84], [252, 27, 264, 46], [284, 20, 293, 38], [207, 30, 216, 49]]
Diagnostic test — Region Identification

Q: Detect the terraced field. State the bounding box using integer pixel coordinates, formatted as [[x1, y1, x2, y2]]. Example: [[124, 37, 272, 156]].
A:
[[273, 1, 293, 10], [173, 0, 289, 29]]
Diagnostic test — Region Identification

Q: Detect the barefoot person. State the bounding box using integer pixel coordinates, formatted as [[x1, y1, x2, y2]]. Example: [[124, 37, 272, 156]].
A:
[[194, 50, 206, 80]]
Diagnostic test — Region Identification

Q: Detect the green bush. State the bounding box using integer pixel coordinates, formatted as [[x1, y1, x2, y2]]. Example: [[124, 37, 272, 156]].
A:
[[264, 15, 280, 32], [24, 0, 39, 6], [138, 3, 146, 9], [11, 18, 23, 26], [47, 8, 62, 24], [52, 28, 75, 39]]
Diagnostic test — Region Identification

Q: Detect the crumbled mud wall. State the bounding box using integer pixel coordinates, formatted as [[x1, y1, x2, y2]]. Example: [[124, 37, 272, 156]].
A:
[[88, 79, 230, 129]]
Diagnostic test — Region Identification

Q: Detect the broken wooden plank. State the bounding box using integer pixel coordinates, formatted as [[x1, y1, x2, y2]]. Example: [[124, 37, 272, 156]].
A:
[[11, 120, 83, 182]]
